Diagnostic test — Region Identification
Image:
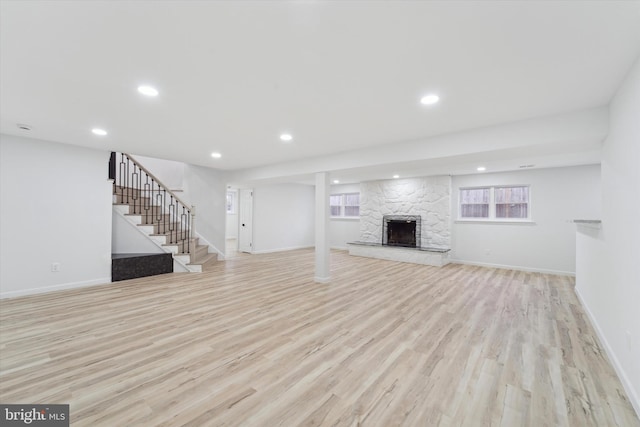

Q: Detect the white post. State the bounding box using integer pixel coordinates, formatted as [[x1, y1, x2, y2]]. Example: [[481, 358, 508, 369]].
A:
[[315, 172, 330, 283], [190, 205, 196, 262], [190, 205, 196, 240]]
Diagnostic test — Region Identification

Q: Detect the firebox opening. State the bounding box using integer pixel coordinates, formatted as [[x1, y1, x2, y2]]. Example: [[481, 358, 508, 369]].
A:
[[382, 215, 421, 248]]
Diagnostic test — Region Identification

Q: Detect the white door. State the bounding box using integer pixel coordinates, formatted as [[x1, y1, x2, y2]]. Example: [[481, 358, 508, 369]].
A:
[[238, 188, 253, 253]]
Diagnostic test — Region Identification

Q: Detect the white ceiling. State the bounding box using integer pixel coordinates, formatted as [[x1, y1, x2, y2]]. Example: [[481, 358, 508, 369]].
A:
[[1, 1, 639, 183]]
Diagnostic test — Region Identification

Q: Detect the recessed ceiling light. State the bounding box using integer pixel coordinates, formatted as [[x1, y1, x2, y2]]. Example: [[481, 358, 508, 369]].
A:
[[280, 133, 293, 142], [138, 85, 159, 97], [393, 174, 400, 179], [333, 180, 340, 184], [420, 94, 440, 105], [92, 128, 108, 136], [211, 152, 222, 159], [477, 166, 486, 172]]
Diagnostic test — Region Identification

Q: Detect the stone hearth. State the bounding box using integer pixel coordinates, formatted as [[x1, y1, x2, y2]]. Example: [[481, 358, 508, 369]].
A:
[[347, 242, 450, 267]]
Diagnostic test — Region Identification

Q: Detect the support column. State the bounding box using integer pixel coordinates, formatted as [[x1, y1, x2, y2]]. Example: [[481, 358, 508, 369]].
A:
[[315, 172, 331, 283]]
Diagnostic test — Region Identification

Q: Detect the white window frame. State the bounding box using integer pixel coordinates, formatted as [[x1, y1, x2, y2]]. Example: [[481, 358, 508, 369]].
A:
[[226, 190, 237, 214], [457, 185, 532, 223], [330, 192, 360, 218]]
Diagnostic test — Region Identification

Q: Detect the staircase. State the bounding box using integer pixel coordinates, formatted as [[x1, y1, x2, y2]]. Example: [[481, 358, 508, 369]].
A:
[[111, 152, 217, 273]]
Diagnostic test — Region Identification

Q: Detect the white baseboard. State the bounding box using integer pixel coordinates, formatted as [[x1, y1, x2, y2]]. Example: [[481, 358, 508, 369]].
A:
[[450, 258, 575, 276], [575, 287, 640, 418], [0, 277, 111, 300], [250, 245, 314, 255]]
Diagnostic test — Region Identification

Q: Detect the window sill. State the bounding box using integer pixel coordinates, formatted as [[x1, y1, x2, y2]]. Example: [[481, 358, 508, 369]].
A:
[[455, 219, 536, 225], [331, 216, 360, 221]]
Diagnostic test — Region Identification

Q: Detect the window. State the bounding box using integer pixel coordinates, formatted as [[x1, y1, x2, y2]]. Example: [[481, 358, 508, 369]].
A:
[[344, 193, 360, 217], [495, 186, 529, 219], [330, 195, 342, 216], [226, 191, 236, 214], [330, 193, 360, 217], [460, 188, 490, 218], [459, 186, 530, 221]]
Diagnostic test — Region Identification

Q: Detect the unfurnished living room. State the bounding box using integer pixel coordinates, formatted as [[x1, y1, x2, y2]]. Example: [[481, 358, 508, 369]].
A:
[[1, 1, 639, 426]]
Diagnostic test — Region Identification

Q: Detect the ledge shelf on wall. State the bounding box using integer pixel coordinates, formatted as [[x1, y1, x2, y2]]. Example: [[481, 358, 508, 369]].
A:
[[573, 219, 602, 229]]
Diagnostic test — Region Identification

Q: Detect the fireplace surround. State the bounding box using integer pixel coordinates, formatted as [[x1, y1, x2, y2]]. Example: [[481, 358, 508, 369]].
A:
[[359, 176, 451, 249]]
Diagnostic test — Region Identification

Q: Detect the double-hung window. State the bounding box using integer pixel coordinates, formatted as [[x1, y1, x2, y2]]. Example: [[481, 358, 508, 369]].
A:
[[495, 186, 529, 219], [460, 188, 490, 218], [459, 186, 530, 221], [330, 193, 360, 218]]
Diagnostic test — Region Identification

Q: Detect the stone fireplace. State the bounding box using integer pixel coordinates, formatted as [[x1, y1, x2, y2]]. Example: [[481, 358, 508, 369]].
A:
[[349, 176, 451, 267], [359, 175, 451, 249], [382, 215, 421, 247]]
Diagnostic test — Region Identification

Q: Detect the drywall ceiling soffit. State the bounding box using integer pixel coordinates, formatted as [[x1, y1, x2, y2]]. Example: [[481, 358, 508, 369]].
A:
[[227, 107, 607, 185]]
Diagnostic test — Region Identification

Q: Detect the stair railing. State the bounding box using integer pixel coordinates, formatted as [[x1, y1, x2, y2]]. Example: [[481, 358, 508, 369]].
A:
[[111, 152, 196, 259]]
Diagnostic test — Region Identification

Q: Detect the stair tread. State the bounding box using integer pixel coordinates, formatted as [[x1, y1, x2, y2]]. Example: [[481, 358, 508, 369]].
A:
[[172, 245, 207, 252], [188, 252, 217, 266], [113, 197, 206, 273], [166, 243, 206, 250], [124, 214, 172, 218]]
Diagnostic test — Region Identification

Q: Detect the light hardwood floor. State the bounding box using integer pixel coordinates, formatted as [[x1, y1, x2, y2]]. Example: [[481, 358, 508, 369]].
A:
[[1, 249, 638, 426]]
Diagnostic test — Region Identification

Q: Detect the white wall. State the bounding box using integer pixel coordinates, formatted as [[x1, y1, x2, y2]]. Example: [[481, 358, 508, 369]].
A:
[[111, 212, 163, 254], [132, 154, 185, 192], [451, 165, 601, 275], [576, 57, 640, 415], [329, 183, 361, 249], [252, 184, 315, 253], [0, 135, 112, 298], [181, 164, 227, 257]]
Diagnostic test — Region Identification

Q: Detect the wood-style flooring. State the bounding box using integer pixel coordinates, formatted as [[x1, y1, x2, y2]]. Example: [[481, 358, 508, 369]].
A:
[[1, 249, 638, 426]]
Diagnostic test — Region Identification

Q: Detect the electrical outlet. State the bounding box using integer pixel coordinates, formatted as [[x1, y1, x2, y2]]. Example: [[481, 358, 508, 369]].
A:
[[51, 262, 60, 272]]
